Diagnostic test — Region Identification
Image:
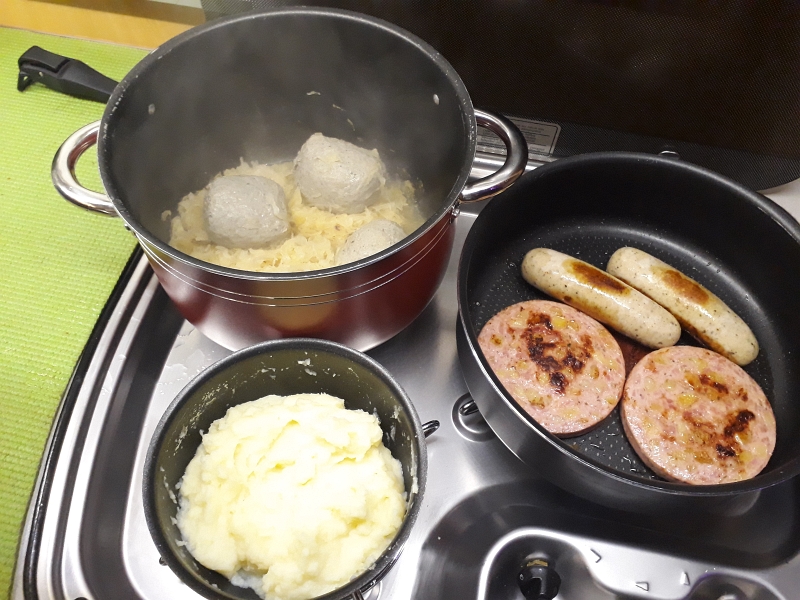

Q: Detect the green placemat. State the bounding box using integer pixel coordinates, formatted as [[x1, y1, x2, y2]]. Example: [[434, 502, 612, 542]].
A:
[[0, 28, 147, 597]]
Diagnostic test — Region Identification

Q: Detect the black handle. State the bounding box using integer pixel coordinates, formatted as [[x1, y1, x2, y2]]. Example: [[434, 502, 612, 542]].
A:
[[518, 557, 561, 600], [18, 46, 118, 103]]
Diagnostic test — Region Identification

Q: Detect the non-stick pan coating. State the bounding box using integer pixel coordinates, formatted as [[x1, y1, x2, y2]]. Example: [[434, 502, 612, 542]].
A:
[[459, 152, 800, 495]]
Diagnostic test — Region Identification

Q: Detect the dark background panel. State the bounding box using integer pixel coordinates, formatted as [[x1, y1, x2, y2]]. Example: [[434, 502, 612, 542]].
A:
[[200, 0, 800, 190]]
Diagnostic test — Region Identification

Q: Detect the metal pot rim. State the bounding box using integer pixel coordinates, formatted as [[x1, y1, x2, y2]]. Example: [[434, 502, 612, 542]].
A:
[[98, 6, 476, 282]]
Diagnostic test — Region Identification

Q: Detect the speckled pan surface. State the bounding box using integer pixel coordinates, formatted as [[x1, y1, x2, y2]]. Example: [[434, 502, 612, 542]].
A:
[[458, 152, 800, 493]]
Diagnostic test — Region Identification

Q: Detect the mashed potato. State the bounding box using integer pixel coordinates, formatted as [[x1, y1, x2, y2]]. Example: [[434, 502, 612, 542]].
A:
[[177, 393, 406, 600], [168, 160, 424, 272]]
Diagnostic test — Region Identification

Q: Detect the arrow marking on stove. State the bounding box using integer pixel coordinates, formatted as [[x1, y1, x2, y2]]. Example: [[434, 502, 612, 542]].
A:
[[635, 582, 650, 591], [680, 571, 690, 586], [590, 549, 602, 562]]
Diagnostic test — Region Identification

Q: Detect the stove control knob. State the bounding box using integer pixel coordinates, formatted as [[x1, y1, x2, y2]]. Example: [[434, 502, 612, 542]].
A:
[[518, 557, 561, 599]]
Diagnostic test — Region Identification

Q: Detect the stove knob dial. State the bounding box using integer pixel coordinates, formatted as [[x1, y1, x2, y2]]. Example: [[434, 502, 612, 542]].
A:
[[518, 557, 561, 600]]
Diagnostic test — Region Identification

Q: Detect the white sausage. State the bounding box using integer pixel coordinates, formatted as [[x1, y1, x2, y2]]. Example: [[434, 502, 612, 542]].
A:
[[606, 247, 759, 366], [521, 248, 681, 349]]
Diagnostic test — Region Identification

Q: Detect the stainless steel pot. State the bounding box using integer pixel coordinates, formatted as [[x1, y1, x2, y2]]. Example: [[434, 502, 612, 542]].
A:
[[53, 8, 526, 351]]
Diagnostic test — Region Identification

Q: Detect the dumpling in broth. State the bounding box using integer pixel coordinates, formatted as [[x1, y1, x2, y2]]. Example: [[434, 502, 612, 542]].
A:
[[335, 219, 406, 266], [204, 175, 290, 248], [294, 133, 386, 214]]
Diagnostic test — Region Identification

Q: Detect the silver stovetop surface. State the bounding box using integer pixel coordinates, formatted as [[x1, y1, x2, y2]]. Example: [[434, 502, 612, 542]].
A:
[[13, 163, 800, 600]]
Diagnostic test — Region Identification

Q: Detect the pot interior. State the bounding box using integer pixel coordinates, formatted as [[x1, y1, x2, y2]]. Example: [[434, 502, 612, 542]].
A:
[[100, 9, 473, 251], [460, 152, 800, 492], [144, 339, 424, 600]]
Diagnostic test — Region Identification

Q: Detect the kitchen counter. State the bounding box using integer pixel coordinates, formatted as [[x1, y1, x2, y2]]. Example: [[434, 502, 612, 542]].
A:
[[763, 177, 800, 222], [0, 28, 147, 598]]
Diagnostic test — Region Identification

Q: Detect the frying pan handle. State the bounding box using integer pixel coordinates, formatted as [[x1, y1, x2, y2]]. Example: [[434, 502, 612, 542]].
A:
[[460, 109, 528, 203], [52, 121, 118, 216]]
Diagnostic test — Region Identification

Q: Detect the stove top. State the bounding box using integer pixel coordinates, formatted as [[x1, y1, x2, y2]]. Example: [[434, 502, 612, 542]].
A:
[[13, 171, 800, 600]]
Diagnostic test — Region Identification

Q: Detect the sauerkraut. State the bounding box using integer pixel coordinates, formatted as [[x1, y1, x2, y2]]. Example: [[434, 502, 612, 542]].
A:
[[167, 160, 423, 272]]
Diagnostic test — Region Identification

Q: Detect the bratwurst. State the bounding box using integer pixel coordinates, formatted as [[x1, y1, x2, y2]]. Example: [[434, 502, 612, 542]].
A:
[[521, 248, 681, 349], [607, 247, 759, 365]]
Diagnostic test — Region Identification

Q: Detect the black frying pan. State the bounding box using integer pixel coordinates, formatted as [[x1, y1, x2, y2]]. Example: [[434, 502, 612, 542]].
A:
[[457, 152, 800, 514]]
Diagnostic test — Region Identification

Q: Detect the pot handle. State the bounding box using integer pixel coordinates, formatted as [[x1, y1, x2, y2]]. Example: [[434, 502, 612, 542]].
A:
[[18, 46, 117, 103], [459, 109, 528, 203], [51, 121, 118, 216]]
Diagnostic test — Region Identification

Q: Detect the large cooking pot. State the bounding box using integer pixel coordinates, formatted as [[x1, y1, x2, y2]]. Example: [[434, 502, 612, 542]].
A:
[[52, 8, 526, 351], [457, 152, 800, 514]]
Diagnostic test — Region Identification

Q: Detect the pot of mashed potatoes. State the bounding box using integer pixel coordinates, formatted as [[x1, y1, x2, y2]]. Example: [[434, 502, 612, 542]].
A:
[[144, 338, 427, 600]]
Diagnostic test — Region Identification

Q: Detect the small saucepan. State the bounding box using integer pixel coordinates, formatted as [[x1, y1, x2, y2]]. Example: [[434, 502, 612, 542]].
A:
[[457, 152, 800, 514], [143, 338, 436, 600], [48, 7, 527, 351]]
